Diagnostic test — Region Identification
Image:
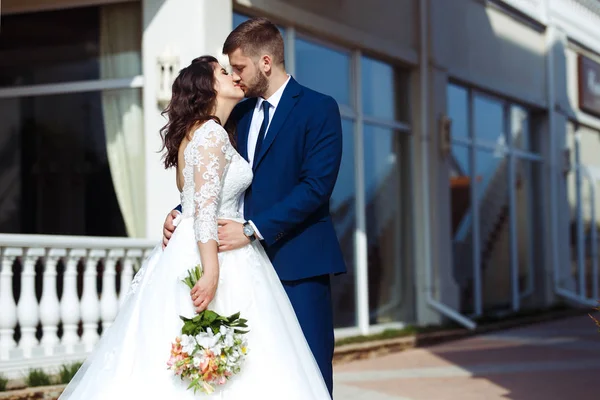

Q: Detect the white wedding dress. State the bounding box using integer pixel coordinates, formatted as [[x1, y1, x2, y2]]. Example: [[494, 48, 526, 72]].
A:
[[59, 120, 330, 399]]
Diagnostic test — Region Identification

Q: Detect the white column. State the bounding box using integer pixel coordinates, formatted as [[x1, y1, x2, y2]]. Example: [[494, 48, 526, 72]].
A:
[[17, 248, 44, 357], [142, 0, 233, 239], [60, 249, 86, 354], [100, 250, 122, 332], [39, 249, 64, 356], [0, 248, 20, 360], [80, 250, 104, 351], [119, 249, 141, 306], [351, 51, 370, 335]]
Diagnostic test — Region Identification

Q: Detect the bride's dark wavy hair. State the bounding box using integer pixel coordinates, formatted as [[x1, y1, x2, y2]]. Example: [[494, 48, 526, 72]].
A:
[[160, 56, 236, 169]]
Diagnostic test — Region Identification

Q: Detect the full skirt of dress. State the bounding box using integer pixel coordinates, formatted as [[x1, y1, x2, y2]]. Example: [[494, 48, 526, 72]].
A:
[[59, 216, 330, 399]]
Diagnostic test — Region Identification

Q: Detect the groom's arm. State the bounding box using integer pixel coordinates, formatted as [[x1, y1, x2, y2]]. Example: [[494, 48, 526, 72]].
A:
[[251, 96, 342, 246]]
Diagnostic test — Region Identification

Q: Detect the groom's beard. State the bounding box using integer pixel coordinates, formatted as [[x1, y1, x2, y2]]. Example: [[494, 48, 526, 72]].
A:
[[244, 69, 269, 99]]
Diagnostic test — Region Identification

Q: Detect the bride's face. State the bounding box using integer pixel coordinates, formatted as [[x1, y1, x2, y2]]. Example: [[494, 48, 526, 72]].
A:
[[214, 63, 244, 102]]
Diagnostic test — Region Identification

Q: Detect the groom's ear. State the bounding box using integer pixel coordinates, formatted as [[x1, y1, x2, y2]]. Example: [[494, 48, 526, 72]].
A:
[[260, 54, 273, 73]]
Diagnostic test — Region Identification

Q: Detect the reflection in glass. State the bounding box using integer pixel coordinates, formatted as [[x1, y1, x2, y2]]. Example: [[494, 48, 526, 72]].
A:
[[362, 57, 401, 120], [233, 13, 248, 28], [474, 94, 504, 146], [448, 143, 474, 312], [447, 84, 469, 139], [0, 4, 141, 87], [567, 125, 600, 297], [511, 105, 534, 152], [363, 124, 404, 323], [515, 159, 541, 297], [330, 119, 356, 328], [294, 38, 351, 106], [475, 147, 511, 311], [232, 13, 285, 37], [0, 92, 127, 236]]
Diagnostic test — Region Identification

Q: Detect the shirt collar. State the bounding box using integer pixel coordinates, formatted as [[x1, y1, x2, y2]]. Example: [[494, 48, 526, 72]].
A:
[[256, 75, 291, 110]]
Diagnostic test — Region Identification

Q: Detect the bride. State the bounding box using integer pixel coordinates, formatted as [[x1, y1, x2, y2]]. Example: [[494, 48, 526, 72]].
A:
[[59, 56, 330, 399]]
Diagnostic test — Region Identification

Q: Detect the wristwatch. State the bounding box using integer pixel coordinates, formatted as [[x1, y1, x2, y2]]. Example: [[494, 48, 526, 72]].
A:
[[243, 222, 257, 242]]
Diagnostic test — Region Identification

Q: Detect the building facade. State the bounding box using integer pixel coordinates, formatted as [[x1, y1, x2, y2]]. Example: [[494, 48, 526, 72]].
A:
[[2, 0, 600, 376]]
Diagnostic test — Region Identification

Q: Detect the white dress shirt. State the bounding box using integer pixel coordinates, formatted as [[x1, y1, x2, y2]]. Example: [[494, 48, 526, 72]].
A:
[[239, 76, 291, 239]]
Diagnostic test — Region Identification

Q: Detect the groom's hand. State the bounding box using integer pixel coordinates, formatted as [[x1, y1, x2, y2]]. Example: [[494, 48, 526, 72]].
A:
[[217, 220, 250, 252], [162, 210, 179, 249]]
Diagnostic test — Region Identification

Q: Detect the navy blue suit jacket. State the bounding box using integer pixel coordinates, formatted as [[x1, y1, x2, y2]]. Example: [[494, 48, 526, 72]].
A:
[[236, 77, 346, 281]]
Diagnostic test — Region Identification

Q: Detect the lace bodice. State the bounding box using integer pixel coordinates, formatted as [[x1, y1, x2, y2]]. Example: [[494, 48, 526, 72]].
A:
[[180, 120, 253, 243]]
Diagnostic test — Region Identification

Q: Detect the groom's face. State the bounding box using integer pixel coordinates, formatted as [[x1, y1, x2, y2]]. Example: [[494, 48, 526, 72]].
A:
[[228, 48, 268, 99]]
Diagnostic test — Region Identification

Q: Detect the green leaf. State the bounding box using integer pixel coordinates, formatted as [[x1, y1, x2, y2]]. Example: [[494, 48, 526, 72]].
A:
[[203, 311, 218, 324], [227, 312, 240, 322]]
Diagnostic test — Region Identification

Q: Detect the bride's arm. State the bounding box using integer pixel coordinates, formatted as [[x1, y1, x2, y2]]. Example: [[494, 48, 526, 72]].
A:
[[188, 126, 232, 312]]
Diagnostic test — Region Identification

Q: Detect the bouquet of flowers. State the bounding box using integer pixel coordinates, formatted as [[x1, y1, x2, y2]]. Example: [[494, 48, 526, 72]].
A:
[[167, 265, 249, 394]]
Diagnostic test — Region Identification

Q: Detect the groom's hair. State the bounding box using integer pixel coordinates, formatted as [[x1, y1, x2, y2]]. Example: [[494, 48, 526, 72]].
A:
[[223, 17, 285, 67]]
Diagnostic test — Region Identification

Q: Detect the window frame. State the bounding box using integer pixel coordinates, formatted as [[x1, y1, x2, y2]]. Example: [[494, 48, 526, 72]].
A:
[[233, 12, 412, 334]]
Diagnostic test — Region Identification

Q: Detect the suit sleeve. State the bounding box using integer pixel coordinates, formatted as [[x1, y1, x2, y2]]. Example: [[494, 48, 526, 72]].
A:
[[251, 96, 343, 246]]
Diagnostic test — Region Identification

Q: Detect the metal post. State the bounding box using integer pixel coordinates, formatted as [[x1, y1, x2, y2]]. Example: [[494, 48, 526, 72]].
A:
[[505, 103, 520, 312], [352, 50, 370, 335], [468, 90, 483, 317]]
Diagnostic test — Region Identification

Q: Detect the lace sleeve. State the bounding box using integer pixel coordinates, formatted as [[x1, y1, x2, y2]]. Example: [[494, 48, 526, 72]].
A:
[[188, 125, 232, 243]]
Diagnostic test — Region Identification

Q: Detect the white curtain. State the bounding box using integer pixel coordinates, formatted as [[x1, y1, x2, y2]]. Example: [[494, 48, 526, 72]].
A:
[[100, 3, 145, 237]]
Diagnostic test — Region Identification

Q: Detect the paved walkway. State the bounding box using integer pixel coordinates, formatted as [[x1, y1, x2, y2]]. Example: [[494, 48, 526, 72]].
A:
[[333, 315, 600, 399]]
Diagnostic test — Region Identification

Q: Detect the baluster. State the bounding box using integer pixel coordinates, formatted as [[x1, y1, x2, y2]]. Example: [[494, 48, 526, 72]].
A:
[[119, 249, 141, 307], [17, 248, 44, 357], [39, 249, 63, 356], [81, 250, 104, 352], [100, 250, 121, 331], [60, 249, 85, 354], [0, 248, 21, 360]]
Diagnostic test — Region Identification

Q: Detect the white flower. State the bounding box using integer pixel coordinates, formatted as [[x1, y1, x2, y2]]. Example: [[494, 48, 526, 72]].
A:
[[219, 325, 231, 336], [223, 333, 234, 348], [193, 353, 205, 368], [180, 334, 196, 354], [195, 331, 219, 350]]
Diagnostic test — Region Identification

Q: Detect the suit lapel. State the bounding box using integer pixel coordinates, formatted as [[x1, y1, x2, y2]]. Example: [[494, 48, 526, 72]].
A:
[[253, 78, 302, 171], [236, 99, 257, 162]]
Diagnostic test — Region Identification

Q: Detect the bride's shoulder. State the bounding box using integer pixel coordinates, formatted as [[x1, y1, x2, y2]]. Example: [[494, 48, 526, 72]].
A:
[[186, 120, 234, 158], [190, 119, 229, 143]]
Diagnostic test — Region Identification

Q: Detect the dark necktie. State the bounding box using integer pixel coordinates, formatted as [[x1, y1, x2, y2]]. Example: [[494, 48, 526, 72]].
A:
[[253, 100, 271, 169]]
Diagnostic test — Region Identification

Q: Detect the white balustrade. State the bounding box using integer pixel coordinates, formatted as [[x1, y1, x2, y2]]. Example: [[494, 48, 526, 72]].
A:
[[16, 248, 44, 358], [0, 233, 156, 378], [60, 249, 86, 354], [39, 249, 63, 356], [100, 250, 121, 331], [80, 250, 104, 352], [0, 248, 19, 360]]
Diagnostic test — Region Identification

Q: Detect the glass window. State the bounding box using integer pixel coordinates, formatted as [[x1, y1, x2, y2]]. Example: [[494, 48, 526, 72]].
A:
[[447, 84, 469, 139], [449, 143, 473, 308], [232, 13, 285, 37], [447, 83, 542, 314], [474, 147, 511, 311], [474, 94, 504, 146], [233, 12, 249, 28], [361, 56, 403, 120], [511, 105, 533, 151], [0, 4, 141, 87], [363, 124, 405, 323], [0, 92, 129, 236], [330, 119, 356, 328], [294, 37, 351, 107]]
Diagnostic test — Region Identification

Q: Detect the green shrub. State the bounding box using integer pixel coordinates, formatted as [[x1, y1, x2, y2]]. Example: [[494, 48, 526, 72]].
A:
[[0, 374, 8, 391], [58, 362, 83, 384], [25, 368, 52, 387]]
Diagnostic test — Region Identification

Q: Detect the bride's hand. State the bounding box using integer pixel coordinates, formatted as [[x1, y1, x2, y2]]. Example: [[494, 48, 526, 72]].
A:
[[190, 270, 219, 313]]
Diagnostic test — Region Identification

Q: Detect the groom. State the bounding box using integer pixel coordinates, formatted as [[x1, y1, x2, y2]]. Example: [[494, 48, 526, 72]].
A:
[[163, 17, 345, 395]]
